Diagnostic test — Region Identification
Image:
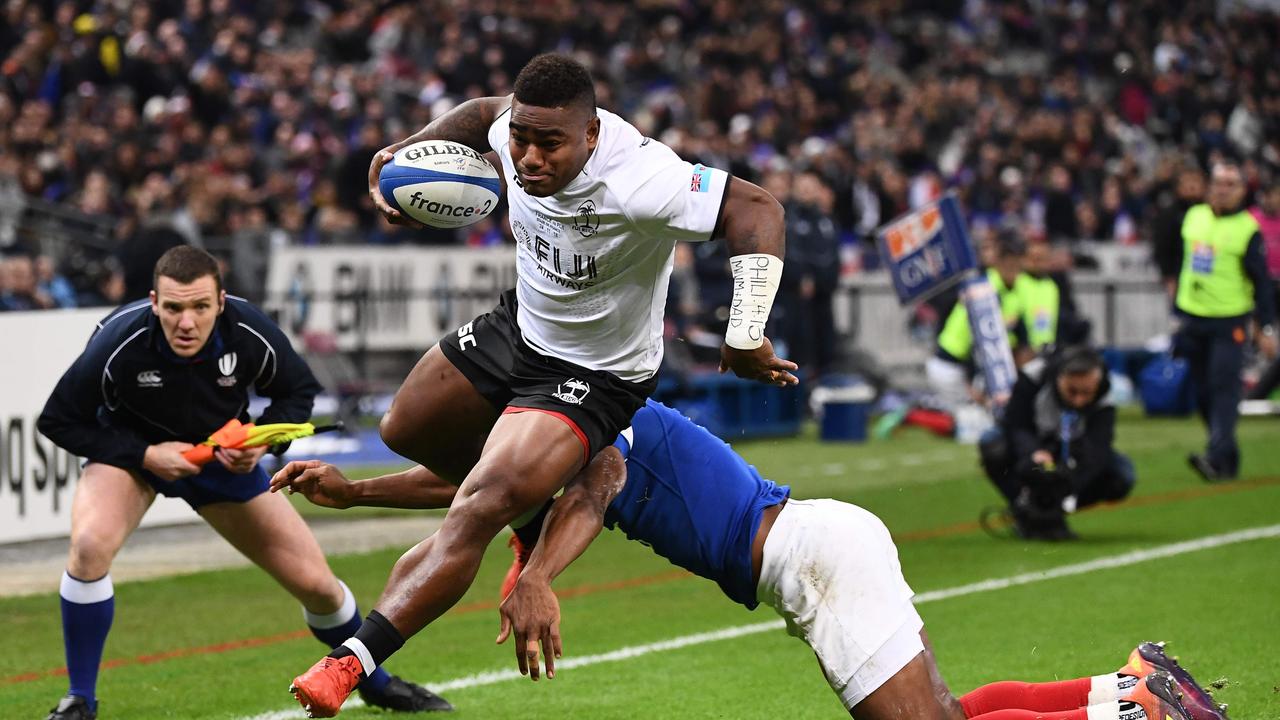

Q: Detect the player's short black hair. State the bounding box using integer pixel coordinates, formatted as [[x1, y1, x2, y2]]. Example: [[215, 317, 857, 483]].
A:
[[513, 53, 596, 115], [154, 245, 222, 293]]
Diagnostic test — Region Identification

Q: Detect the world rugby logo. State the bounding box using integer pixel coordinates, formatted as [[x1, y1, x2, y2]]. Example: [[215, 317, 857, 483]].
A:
[[552, 378, 591, 406], [218, 352, 237, 376]]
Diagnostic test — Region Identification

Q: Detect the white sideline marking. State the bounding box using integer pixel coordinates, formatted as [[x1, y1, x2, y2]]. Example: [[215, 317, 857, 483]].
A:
[[237, 523, 1280, 720]]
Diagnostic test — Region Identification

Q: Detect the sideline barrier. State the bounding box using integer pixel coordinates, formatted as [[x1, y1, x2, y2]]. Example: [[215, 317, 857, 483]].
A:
[[263, 246, 1169, 365]]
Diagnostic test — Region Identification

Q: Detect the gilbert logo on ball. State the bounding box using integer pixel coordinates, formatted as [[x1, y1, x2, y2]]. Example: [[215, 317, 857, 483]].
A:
[[379, 140, 502, 229]]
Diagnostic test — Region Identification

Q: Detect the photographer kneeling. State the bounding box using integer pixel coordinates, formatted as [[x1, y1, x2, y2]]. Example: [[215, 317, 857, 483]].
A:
[[979, 346, 1135, 540]]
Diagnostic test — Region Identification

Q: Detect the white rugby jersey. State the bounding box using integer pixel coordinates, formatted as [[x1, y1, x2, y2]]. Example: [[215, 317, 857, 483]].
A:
[[488, 106, 729, 382]]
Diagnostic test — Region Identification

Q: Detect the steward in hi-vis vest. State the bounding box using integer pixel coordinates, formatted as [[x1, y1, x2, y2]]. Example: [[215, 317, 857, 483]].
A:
[[1175, 162, 1277, 482]]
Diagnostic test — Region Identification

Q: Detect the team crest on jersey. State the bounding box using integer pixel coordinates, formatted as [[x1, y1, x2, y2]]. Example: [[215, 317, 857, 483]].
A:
[[137, 370, 162, 387], [552, 378, 591, 406], [573, 199, 599, 237]]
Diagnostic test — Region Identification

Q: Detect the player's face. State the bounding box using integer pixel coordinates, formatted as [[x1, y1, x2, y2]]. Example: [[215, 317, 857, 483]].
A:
[[1056, 368, 1102, 410], [150, 275, 225, 357], [508, 100, 600, 197]]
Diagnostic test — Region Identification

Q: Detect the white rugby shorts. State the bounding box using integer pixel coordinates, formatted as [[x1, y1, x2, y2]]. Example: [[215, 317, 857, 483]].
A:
[[756, 499, 924, 709]]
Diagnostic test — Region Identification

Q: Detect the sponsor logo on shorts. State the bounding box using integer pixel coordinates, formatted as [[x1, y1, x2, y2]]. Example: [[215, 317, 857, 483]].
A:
[[137, 370, 162, 387], [458, 321, 477, 350], [552, 378, 591, 406]]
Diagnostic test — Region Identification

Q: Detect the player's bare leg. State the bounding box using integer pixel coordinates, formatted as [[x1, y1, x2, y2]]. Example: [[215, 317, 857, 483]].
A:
[[205, 484, 453, 713], [379, 345, 498, 483], [376, 411, 585, 635], [289, 412, 584, 717], [199, 491, 342, 611], [848, 642, 965, 720], [52, 464, 156, 718], [919, 631, 969, 719], [67, 464, 156, 580]]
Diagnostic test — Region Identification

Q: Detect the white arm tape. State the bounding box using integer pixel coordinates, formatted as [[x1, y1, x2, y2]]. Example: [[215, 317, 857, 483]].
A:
[[726, 253, 783, 350]]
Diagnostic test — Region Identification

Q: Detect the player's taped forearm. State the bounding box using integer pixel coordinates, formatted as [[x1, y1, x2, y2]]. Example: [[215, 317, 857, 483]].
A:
[[726, 253, 783, 350]]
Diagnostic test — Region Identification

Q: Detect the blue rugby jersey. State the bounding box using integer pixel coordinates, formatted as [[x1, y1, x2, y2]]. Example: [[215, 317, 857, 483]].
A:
[[604, 400, 789, 608]]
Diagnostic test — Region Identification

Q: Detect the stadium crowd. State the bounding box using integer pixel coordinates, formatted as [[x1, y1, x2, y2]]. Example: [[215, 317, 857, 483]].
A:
[[1, 0, 1279, 315]]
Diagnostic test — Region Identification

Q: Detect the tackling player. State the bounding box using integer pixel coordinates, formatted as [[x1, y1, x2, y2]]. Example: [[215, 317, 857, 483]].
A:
[[273, 402, 1225, 720], [35, 247, 447, 719], [286, 53, 797, 709]]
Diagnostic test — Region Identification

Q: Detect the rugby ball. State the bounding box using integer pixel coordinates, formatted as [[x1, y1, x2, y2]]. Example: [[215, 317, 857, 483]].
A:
[[378, 140, 501, 229]]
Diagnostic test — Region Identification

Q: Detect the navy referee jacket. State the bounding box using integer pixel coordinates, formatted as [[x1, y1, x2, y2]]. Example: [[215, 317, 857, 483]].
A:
[[37, 296, 321, 472]]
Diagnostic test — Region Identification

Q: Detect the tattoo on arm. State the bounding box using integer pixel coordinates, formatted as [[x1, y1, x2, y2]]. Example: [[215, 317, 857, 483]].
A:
[[404, 95, 511, 153]]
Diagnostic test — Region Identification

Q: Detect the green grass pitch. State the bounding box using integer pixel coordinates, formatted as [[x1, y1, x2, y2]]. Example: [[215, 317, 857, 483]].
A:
[[3, 411, 1278, 719]]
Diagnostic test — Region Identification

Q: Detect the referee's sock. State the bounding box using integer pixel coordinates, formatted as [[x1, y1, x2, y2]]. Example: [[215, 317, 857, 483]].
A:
[[60, 571, 114, 710], [305, 581, 392, 692]]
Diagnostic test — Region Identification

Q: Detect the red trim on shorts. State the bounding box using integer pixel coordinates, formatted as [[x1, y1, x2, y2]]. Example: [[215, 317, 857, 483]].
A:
[[502, 406, 590, 463]]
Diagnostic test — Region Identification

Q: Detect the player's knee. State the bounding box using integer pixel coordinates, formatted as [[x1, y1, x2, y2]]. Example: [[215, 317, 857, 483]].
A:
[[449, 472, 533, 536], [379, 407, 414, 456], [67, 529, 121, 578]]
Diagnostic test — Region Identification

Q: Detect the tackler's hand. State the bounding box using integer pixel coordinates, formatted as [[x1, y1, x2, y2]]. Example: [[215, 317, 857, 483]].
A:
[[270, 460, 357, 510], [719, 337, 799, 387], [496, 575, 563, 682]]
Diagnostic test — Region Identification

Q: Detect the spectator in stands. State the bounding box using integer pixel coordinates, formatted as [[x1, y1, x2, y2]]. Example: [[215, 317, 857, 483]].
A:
[[779, 171, 841, 381], [2, 0, 1280, 313], [979, 346, 1134, 541], [0, 253, 54, 311], [1247, 179, 1280, 400], [1250, 179, 1280, 312], [75, 257, 126, 308], [35, 254, 78, 308], [1151, 165, 1205, 301]]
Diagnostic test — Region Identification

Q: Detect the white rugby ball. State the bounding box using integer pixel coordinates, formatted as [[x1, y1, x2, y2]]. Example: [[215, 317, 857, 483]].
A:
[[379, 140, 501, 229]]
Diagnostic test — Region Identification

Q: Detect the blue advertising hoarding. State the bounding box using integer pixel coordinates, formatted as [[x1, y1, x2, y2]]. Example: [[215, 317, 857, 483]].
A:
[[874, 196, 1015, 405], [875, 195, 979, 305]]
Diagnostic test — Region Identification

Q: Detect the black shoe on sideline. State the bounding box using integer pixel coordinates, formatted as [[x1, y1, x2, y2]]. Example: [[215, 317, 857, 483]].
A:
[[47, 695, 96, 720], [358, 675, 454, 713], [1187, 454, 1232, 483]]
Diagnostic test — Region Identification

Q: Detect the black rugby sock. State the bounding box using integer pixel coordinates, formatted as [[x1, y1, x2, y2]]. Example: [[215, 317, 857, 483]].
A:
[[512, 499, 554, 549], [326, 610, 405, 671]]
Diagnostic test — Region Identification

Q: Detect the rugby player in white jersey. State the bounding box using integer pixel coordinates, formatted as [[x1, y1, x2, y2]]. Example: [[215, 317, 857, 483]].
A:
[[287, 54, 797, 716]]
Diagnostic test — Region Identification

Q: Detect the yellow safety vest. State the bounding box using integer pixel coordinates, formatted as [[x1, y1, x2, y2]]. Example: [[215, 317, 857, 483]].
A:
[[1176, 204, 1259, 318], [1017, 274, 1059, 350], [937, 269, 1022, 361]]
